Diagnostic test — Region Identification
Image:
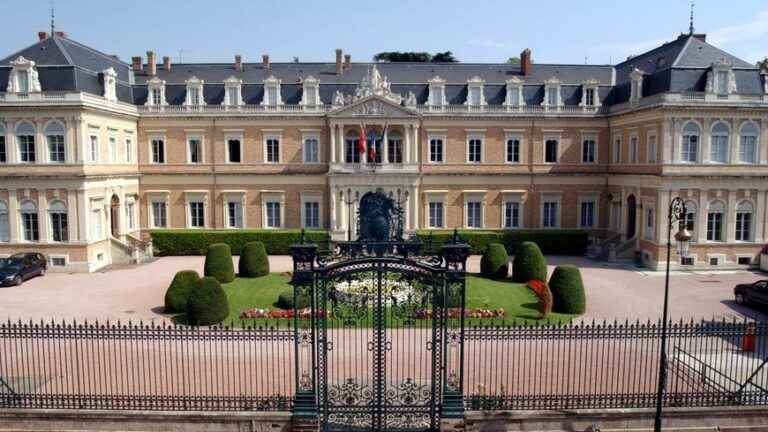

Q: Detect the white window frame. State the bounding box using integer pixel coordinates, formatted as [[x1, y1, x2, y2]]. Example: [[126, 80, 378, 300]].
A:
[[225, 132, 243, 164], [505, 133, 522, 164], [647, 131, 658, 163], [223, 193, 245, 229], [184, 76, 205, 107], [542, 77, 562, 109], [261, 75, 283, 107], [0, 201, 9, 242], [16, 122, 36, 164], [710, 121, 730, 164], [540, 193, 562, 228], [89, 132, 100, 163], [629, 68, 644, 102], [581, 132, 597, 164], [302, 132, 321, 164], [735, 200, 754, 242], [577, 194, 598, 228], [428, 134, 445, 164], [149, 135, 165, 164], [300, 76, 321, 108], [186, 133, 204, 164], [644, 205, 655, 241], [628, 133, 639, 164], [19, 200, 40, 242], [501, 193, 524, 229], [681, 121, 701, 164], [262, 192, 285, 229], [108, 134, 118, 163], [739, 121, 759, 164], [185, 192, 208, 229], [48, 199, 69, 243], [612, 134, 622, 164], [543, 133, 560, 164], [6, 57, 41, 94], [706, 200, 726, 242], [124, 134, 134, 164], [149, 196, 169, 229], [580, 80, 601, 108], [223, 76, 243, 107], [465, 76, 486, 107], [125, 199, 136, 231], [504, 77, 524, 108], [428, 76, 447, 107], [424, 192, 447, 229], [145, 77, 167, 107], [264, 132, 281, 164], [464, 195, 484, 229], [300, 192, 323, 229], [466, 131, 484, 164]]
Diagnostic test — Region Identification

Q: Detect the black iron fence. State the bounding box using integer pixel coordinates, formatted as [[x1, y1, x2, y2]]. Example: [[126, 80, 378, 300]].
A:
[[1, 319, 767, 412]]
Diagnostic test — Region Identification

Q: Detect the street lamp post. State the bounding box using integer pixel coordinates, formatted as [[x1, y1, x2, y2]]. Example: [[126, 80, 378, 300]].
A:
[[654, 196, 691, 432]]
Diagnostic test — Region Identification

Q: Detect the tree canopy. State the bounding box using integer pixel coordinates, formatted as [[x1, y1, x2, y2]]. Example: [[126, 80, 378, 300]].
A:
[[507, 57, 521, 65], [373, 51, 458, 63]]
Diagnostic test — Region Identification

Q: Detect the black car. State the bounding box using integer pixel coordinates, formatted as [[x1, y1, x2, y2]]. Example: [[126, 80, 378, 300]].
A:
[[734, 280, 768, 308], [0, 253, 47, 286]]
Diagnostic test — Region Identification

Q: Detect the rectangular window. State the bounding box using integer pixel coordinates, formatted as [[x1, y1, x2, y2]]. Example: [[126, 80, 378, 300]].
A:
[[89, 135, 99, 162], [582, 137, 596, 163], [580, 201, 595, 228], [629, 136, 638, 163], [19, 135, 36, 162], [267, 87, 278, 106], [189, 138, 202, 163], [545, 139, 558, 163], [547, 88, 558, 106], [108, 136, 117, 162], [716, 71, 729, 95], [388, 138, 403, 164], [345, 139, 360, 163], [736, 212, 752, 241], [429, 137, 444, 163], [543, 201, 558, 228], [0, 136, 6, 163], [468, 87, 481, 105], [50, 257, 66, 267], [151, 202, 167, 228], [228, 88, 239, 106], [227, 138, 241, 163], [706, 212, 723, 241], [90, 209, 102, 240], [151, 138, 165, 163], [47, 135, 65, 163], [508, 88, 520, 106], [17, 70, 29, 94], [612, 137, 621, 163], [504, 201, 520, 228], [506, 137, 520, 163], [189, 202, 205, 228], [227, 201, 243, 228], [466, 201, 482, 228], [304, 202, 320, 228], [711, 135, 728, 163], [682, 135, 698, 163], [50, 212, 68, 242], [266, 202, 281, 228], [585, 88, 595, 106], [432, 88, 444, 106], [428, 202, 444, 228], [125, 138, 133, 163], [304, 137, 319, 163], [151, 88, 162, 105], [189, 87, 200, 105], [125, 203, 135, 230], [21, 213, 39, 241], [468, 138, 482, 163], [647, 135, 657, 163], [0, 209, 7, 242], [740, 135, 756, 163], [266, 137, 280, 163]]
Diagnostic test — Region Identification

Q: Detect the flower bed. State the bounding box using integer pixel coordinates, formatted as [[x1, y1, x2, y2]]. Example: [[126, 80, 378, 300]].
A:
[[238, 307, 505, 320]]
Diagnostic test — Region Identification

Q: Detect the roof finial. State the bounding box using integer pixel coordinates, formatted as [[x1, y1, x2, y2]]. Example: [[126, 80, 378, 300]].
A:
[[50, 0, 56, 35], [689, 1, 695, 35]]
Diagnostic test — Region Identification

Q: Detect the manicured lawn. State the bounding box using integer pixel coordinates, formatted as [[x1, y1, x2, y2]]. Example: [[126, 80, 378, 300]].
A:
[[207, 273, 576, 327]]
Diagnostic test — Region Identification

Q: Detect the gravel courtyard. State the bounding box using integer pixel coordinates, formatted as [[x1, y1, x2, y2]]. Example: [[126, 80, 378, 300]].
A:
[[0, 255, 765, 323]]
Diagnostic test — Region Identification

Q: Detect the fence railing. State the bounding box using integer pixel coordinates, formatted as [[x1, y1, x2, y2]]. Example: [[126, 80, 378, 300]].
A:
[[463, 320, 768, 411]]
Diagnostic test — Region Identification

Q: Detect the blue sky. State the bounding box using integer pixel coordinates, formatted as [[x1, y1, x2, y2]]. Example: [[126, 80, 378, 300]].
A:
[[3, 0, 767, 65]]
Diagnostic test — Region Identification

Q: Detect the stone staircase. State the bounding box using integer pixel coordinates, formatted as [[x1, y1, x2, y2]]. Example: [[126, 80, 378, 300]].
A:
[[588, 232, 638, 262], [109, 234, 154, 266]]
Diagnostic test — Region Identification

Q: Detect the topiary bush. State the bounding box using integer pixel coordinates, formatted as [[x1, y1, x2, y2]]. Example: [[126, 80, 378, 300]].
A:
[[276, 288, 310, 310], [238, 241, 269, 277], [186, 276, 230, 326], [512, 241, 547, 283], [549, 265, 586, 314], [204, 243, 235, 283], [164, 270, 200, 313], [480, 243, 509, 279]]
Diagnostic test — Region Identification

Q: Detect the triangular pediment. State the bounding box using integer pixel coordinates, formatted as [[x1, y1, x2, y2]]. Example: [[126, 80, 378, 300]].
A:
[[329, 95, 419, 118]]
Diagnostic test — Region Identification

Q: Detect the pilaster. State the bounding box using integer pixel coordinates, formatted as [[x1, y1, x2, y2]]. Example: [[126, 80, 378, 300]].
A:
[[7, 189, 18, 243], [37, 188, 48, 243], [662, 118, 673, 164], [329, 123, 336, 164], [404, 125, 411, 164], [697, 189, 708, 243], [726, 189, 737, 243], [6, 120, 17, 163], [35, 119, 46, 164], [755, 189, 765, 243], [77, 189, 88, 242], [67, 189, 79, 242], [701, 118, 711, 163]]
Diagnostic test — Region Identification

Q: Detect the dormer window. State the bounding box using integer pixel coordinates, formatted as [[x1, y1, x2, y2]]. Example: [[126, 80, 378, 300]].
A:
[[428, 76, 446, 107], [629, 68, 644, 102], [145, 77, 166, 107], [6, 56, 41, 94], [300, 75, 321, 107], [465, 76, 486, 107], [262, 75, 282, 107], [542, 77, 562, 109], [102, 68, 117, 102], [223, 76, 243, 106], [580, 79, 601, 108], [504, 77, 524, 108], [707, 58, 736, 96], [185, 76, 205, 106]]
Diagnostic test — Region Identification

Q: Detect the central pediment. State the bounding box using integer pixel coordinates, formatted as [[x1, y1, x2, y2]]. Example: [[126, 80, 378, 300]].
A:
[[328, 95, 419, 118]]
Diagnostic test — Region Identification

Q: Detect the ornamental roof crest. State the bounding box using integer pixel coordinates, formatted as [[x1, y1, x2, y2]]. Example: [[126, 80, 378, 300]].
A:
[[354, 65, 402, 104]]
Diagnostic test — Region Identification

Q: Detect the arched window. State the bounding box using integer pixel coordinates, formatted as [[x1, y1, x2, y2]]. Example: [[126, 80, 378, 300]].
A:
[[710, 122, 729, 163], [0, 201, 8, 242], [706, 200, 725, 242], [344, 133, 360, 164], [681, 122, 700, 163], [735, 200, 754, 241], [16, 122, 36, 163], [19, 200, 39, 242], [49, 200, 68, 242], [684, 200, 697, 242], [0, 124, 6, 163], [387, 132, 403, 164], [739, 121, 759, 164], [45, 121, 66, 163]]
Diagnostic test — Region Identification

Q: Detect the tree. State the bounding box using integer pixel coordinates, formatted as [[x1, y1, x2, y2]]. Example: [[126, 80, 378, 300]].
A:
[[507, 57, 521, 65], [372, 51, 459, 63], [431, 51, 458, 63]]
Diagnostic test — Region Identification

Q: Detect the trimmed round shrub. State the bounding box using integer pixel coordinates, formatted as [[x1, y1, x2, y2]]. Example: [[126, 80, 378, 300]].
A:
[[549, 265, 586, 314], [238, 241, 269, 277], [164, 270, 200, 313], [480, 243, 509, 279], [276, 288, 310, 310], [186, 276, 230, 326], [511, 242, 547, 283], [204, 243, 235, 283]]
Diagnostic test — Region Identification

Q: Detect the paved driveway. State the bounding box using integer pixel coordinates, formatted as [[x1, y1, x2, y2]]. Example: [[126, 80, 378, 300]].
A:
[[0, 255, 765, 323]]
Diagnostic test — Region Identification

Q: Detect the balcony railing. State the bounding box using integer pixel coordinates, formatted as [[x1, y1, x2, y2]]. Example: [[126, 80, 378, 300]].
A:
[[138, 104, 331, 115]]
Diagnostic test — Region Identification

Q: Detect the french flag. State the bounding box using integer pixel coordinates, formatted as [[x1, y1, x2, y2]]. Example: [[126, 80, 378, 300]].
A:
[[358, 124, 367, 155]]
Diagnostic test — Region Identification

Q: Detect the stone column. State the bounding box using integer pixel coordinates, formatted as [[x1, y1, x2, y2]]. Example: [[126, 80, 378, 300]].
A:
[[701, 118, 711, 163], [404, 125, 411, 164], [78, 189, 88, 242], [67, 189, 79, 242], [760, 118, 768, 165], [383, 127, 389, 164], [37, 189, 48, 242], [728, 119, 738, 164], [410, 186, 419, 230], [755, 189, 766, 243], [6, 120, 17, 163], [697, 189, 708, 243], [412, 124, 420, 164], [662, 118, 674, 164], [65, 118, 75, 164], [726, 189, 737, 243], [8, 189, 18, 243], [330, 123, 336, 164], [36, 120, 46, 164]]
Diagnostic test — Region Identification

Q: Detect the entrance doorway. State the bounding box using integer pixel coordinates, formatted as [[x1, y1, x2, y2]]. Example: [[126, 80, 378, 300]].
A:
[[110, 195, 120, 238], [626, 194, 637, 239]]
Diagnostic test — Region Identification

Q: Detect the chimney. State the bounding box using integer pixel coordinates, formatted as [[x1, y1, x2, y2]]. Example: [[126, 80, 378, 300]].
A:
[[521, 48, 532, 76], [162, 56, 171, 72], [235, 54, 243, 72], [131, 56, 143, 73], [54, 31, 66, 38], [344, 54, 351, 70], [693, 33, 707, 42], [336, 49, 343, 75], [262, 54, 270, 71], [146, 51, 156, 76], [38, 31, 48, 41]]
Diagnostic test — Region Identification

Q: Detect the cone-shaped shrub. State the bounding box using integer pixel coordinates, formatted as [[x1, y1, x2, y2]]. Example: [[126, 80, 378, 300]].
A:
[[480, 243, 509, 279], [186, 276, 230, 326], [276, 288, 310, 310], [238, 241, 269, 277], [549, 265, 586, 314], [204, 243, 235, 283], [512, 241, 547, 282], [164, 270, 200, 313]]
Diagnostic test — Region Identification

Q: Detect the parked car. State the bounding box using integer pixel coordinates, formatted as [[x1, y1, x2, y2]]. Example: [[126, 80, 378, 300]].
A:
[[734, 280, 768, 308], [0, 253, 47, 286]]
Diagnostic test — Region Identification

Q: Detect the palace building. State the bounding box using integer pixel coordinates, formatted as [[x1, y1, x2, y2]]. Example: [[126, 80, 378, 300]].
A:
[[0, 30, 766, 272]]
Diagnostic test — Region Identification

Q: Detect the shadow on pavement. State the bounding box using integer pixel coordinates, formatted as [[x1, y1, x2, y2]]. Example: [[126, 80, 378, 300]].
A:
[[721, 299, 768, 322]]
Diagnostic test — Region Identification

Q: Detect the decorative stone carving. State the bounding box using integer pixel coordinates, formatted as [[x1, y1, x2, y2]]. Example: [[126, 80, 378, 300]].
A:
[[222, 76, 243, 106], [332, 90, 346, 107], [101, 67, 117, 102], [331, 97, 416, 118], [145, 76, 167, 106], [353, 65, 402, 104], [579, 78, 601, 108], [262, 75, 283, 106], [405, 91, 417, 108], [427, 76, 446, 106], [184, 76, 205, 106], [629, 68, 644, 102], [300, 75, 321, 106], [7, 56, 42, 93], [464, 76, 486, 106], [706, 58, 738, 95], [504, 76, 524, 107]]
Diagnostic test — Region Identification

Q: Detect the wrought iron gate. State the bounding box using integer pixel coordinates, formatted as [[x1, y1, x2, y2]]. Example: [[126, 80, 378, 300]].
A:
[[290, 189, 470, 431]]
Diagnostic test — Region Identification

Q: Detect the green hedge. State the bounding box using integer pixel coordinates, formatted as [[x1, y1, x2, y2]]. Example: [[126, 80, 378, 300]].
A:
[[151, 229, 330, 256], [416, 230, 588, 255], [549, 265, 586, 314], [480, 243, 509, 279], [238, 241, 269, 277], [164, 270, 200, 313], [204, 243, 235, 283], [512, 242, 548, 283], [186, 276, 229, 326]]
